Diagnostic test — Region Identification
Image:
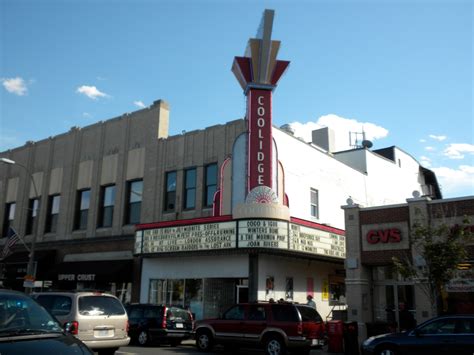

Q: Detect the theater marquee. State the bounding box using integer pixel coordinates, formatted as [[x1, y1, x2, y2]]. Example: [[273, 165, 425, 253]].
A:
[[135, 219, 345, 259]]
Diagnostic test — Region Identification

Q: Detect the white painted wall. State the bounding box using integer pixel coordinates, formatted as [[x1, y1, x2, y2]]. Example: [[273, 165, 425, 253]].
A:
[[273, 128, 428, 230], [257, 255, 341, 321], [140, 255, 249, 303]]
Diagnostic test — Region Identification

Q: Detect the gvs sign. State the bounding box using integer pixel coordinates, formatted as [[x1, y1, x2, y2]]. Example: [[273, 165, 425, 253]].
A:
[[366, 228, 401, 244]]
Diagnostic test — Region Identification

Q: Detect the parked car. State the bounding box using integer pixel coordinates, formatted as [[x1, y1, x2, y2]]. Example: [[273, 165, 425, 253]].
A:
[[361, 314, 474, 355], [125, 303, 194, 346], [0, 289, 93, 355], [194, 302, 326, 355], [32, 291, 130, 355]]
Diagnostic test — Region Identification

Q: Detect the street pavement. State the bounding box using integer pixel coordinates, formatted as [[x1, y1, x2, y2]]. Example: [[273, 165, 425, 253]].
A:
[[107, 340, 347, 355]]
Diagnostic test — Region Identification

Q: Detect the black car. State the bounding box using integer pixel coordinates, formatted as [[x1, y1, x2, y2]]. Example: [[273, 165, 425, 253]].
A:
[[125, 303, 193, 346], [361, 314, 474, 355], [0, 289, 93, 355]]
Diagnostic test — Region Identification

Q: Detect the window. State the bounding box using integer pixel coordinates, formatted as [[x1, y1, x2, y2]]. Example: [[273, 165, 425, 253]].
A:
[[26, 198, 40, 235], [2, 202, 16, 237], [310, 188, 319, 218], [164, 171, 176, 211], [204, 163, 217, 207], [98, 185, 115, 228], [45, 195, 60, 233], [223, 305, 245, 320], [74, 189, 90, 230], [125, 180, 143, 225], [183, 168, 196, 210]]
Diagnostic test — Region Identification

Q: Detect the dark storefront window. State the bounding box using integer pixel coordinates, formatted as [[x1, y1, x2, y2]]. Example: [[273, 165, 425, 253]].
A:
[[204, 163, 217, 207], [74, 189, 90, 230], [184, 168, 196, 210], [98, 185, 115, 228], [164, 171, 176, 211], [26, 198, 40, 235], [45, 195, 60, 233], [2, 202, 16, 237], [125, 180, 143, 225]]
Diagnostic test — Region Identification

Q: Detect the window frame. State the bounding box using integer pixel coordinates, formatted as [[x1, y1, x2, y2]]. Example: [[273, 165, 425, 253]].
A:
[[183, 168, 196, 210], [204, 163, 217, 208], [45, 194, 60, 233], [98, 184, 116, 228], [26, 198, 40, 235], [2, 202, 16, 237], [164, 171, 177, 212], [310, 188, 319, 219], [125, 179, 143, 225], [74, 189, 90, 231]]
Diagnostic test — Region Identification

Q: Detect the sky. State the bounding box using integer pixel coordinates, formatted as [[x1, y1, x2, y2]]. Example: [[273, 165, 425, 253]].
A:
[[1, 0, 473, 199]]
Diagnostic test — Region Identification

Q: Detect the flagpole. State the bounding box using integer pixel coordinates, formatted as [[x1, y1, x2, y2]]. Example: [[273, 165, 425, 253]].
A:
[[1, 158, 40, 294]]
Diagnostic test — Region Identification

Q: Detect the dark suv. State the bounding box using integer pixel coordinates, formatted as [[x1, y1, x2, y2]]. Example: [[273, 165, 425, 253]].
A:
[[194, 302, 325, 355], [125, 304, 193, 346]]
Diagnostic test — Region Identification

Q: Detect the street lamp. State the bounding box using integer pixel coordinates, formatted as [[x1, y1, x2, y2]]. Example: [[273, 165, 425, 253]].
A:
[[0, 157, 40, 294]]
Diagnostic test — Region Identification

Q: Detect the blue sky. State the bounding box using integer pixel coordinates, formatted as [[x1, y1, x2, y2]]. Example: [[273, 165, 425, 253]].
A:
[[1, 0, 472, 198]]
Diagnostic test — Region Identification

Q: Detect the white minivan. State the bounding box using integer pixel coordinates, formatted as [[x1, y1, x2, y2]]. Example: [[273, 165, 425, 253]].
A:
[[33, 291, 130, 355]]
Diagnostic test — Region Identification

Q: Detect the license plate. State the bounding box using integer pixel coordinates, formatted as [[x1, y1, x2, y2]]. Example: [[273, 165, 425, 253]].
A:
[[96, 329, 112, 337], [175, 323, 183, 328], [311, 339, 319, 345]]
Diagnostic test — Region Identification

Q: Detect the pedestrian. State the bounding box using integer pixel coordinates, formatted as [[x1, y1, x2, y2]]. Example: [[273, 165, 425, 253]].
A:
[[306, 294, 316, 309]]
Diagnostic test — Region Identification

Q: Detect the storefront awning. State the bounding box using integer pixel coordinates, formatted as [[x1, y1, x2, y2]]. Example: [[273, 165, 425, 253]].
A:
[[54, 260, 133, 283]]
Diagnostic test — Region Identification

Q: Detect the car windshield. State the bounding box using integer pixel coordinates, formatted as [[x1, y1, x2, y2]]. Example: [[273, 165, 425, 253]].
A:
[[0, 291, 63, 336], [78, 296, 126, 316]]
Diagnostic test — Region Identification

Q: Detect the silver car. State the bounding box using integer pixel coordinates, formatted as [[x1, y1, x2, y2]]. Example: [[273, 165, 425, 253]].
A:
[[33, 291, 130, 355]]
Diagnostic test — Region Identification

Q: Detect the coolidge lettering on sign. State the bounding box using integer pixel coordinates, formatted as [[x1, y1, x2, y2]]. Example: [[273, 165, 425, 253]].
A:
[[248, 89, 272, 191]]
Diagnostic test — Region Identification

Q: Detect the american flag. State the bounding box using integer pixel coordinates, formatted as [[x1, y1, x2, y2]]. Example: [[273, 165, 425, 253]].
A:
[[1, 227, 20, 260]]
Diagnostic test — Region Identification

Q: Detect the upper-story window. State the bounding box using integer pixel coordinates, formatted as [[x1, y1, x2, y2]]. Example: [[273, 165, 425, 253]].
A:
[[310, 188, 319, 219], [183, 168, 196, 210], [45, 195, 60, 233], [98, 185, 115, 228], [204, 163, 217, 208], [164, 171, 176, 212], [125, 180, 143, 225], [26, 198, 40, 235], [74, 189, 90, 230], [2, 202, 16, 237]]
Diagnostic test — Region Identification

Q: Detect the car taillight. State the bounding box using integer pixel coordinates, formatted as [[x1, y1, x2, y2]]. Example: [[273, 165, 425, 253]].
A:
[[66, 321, 79, 335], [297, 322, 303, 335], [162, 307, 167, 329]]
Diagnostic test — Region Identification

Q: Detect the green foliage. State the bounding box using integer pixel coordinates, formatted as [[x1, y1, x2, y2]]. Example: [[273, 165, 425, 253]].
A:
[[392, 217, 473, 314]]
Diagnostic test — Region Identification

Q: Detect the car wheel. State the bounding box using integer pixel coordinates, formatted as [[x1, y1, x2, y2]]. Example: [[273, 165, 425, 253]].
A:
[[137, 330, 150, 346], [265, 335, 287, 355], [196, 329, 214, 351], [377, 346, 398, 355]]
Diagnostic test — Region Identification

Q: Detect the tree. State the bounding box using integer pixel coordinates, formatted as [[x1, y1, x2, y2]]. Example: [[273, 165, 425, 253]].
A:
[[392, 217, 473, 316]]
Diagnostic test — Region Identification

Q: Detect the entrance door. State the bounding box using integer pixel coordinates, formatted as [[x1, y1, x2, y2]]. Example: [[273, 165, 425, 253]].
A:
[[373, 283, 416, 332]]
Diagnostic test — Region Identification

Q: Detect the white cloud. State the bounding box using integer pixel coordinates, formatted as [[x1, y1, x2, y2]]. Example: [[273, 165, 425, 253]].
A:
[[425, 146, 435, 152], [76, 85, 109, 100], [2, 77, 28, 96], [443, 143, 474, 160], [82, 112, 92, 119], [419, 156, 432, 167], [288, 114, 389, 151], [419, 139, 426, 143], [432, 165, 474, 198], [134, 100, 146, 108], [429, 134, 447, 141]]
